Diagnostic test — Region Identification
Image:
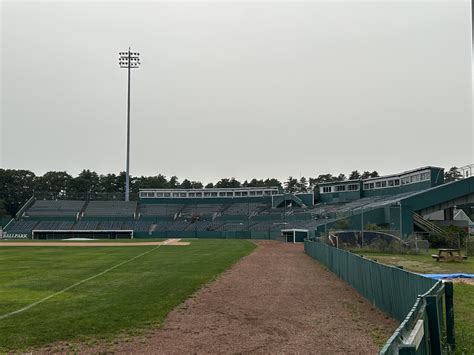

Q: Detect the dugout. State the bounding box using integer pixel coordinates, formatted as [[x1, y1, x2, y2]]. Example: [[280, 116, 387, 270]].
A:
[[281, 229, 308, 243], [32, 230, 134, 240]]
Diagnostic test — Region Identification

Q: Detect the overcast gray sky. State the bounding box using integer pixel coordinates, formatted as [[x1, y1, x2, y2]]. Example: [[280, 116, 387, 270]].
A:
[[1, 0, 472, 183]]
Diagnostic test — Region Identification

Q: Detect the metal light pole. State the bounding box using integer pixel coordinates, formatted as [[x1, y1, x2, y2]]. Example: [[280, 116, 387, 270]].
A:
[[119, 48, 141, 202]]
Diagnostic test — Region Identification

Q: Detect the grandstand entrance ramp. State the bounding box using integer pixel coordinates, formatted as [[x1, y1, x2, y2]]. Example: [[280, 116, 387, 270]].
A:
[[281, 229, 308, 243]]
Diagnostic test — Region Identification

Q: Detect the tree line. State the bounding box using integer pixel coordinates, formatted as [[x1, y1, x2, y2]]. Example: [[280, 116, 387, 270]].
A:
[[0, 167, 464, 217]]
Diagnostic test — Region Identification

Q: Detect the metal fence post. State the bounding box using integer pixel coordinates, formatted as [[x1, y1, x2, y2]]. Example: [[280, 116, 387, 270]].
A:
[[466, 234, 469, 256], [445, 282, 455, 350], [426, 295, 442, 355]]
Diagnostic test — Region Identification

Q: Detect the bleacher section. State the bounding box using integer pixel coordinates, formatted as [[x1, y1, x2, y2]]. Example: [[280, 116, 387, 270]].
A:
[[5, 220, 39, 233], [1, 196, 406, 236], [134, 221, 152, 232], [215, 222, 250, 231], [166, 220, 191, 231], [185, 220, 211, 231], [35, 220, 75, 230], [222, 203, 269, 216], [179, 204, 223, 217], [5, 171, 471, 239], [74, 220, 99, 230], [26, 200, 84, 217], [140, 203, 182, 217], [99, 220, 127, 230], [122, 221, 136, 230], [152, 221, 171, 232], [84, 201, 137, 217]]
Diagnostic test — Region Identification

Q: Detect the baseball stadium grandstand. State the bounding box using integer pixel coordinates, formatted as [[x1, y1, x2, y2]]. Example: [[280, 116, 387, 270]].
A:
[[2, 166, 473, 241]]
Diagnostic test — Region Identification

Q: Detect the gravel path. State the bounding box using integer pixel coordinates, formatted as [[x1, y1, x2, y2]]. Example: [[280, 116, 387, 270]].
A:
[[86, 240, 397, 354]]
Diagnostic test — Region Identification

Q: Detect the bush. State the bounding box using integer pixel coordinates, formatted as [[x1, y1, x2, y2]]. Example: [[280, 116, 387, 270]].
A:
[[365, 223, 383, 231], [443, 225, 468, 247], [426, 233, 453, 248], [466, 236, 474, 256], [334, 218, 350, 230], [362, 237, 406, 254]]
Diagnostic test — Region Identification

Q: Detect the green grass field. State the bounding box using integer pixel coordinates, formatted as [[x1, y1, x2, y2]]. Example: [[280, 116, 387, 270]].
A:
[[351, 249, 474, 354], [0, 239, 256, 352]]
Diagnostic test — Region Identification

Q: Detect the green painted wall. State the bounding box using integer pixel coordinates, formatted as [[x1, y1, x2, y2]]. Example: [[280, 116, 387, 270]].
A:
[[134, 229, 306, 240], [135, 230, 281, 240], [318, 178, 437, 203], [362, 181, 432, 198], [318, 190, 361, 203], [430, 167, 445, 186], [294, 193, 314, 206]]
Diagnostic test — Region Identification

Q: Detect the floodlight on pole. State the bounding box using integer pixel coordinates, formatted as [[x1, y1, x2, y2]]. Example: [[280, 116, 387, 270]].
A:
[[119, 47, 140, 202]]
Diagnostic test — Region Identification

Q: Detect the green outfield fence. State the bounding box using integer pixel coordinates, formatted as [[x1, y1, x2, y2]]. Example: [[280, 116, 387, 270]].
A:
[[133, 230, 298, 240], [304, 240, 455, 354]]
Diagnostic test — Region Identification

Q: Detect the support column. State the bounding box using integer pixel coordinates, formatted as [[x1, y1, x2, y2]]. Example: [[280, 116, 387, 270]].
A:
[[444, 207, 454, 221]]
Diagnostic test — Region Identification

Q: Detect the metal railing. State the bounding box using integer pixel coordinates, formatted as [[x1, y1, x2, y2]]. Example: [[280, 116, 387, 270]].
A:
[[380, 281, 454, 354]]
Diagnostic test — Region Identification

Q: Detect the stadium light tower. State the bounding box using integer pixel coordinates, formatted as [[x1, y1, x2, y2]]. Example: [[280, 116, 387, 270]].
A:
[[119, 48, 140, 202]]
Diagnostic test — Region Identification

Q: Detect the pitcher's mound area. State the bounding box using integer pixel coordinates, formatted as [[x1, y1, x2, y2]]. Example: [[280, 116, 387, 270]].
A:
[[85, 240, 396, 353]]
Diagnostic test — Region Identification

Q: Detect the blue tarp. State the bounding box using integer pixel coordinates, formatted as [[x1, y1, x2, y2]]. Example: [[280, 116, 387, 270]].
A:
[[423, 273, 474, 279]]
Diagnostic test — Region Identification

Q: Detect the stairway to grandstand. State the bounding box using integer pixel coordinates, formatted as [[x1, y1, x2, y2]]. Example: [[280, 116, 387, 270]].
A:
[[79, 201, 89, 217], [413, 212, 446, 235]]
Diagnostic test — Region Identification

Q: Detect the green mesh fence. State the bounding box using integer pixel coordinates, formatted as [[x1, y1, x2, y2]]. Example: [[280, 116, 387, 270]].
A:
[[304, 241, 454, 354], [304, 240, 436, 321]]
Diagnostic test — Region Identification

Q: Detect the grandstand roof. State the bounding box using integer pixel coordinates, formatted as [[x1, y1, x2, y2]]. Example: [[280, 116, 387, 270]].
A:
[[363, 166, 443, 182], [139, 187, 280, 192], [317, 166, 443, 186], [317, 179, 360, 186]]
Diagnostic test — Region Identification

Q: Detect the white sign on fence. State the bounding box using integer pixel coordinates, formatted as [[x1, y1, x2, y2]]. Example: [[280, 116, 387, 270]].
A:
[[1, 233, 29, 239]]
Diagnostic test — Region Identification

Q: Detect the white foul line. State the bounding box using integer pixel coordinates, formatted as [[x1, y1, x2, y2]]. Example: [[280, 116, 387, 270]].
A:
[[0, 242, 168, 320]]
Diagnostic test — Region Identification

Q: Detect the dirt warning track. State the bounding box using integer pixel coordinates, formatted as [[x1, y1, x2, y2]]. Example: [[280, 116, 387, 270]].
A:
[[84, 240, 397, 354], [0, 239, 189, 247]]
